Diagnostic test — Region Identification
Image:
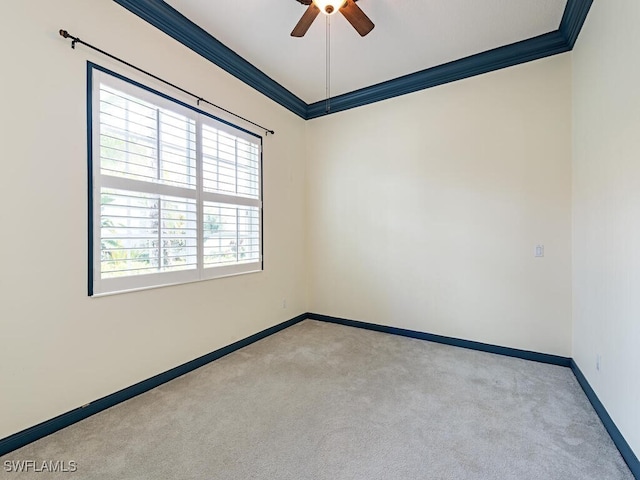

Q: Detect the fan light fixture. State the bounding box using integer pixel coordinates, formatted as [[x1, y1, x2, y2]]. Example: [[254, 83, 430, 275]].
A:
[[313, 0, 343, 15], [291, 0, 374, 37]]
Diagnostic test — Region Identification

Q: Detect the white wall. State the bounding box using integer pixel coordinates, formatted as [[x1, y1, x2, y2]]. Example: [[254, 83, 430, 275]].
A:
[[9, 0, 634, 454], [0, 0, 307, 439], [306, 54, 573, 356], [572, 0, 640, 458]]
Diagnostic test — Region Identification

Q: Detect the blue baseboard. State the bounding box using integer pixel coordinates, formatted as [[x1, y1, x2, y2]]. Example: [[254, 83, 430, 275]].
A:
[[0, 313, 307, 457], [308, 313, 638, 478], [307, 313, 571, 367], [3, 312, 638, 480], [570, 361, 640, 479]]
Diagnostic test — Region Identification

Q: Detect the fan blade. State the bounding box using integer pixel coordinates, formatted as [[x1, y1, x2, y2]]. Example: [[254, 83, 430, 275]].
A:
[[339, 0, 375, 36], [291, 4, 320, 37]]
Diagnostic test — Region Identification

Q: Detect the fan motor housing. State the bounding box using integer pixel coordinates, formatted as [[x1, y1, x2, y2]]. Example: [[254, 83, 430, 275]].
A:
[[294, 0, 356, 4]]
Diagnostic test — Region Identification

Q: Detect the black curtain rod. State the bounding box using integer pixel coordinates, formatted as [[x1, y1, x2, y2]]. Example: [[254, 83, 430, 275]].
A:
[[59, 29, 275, 136]]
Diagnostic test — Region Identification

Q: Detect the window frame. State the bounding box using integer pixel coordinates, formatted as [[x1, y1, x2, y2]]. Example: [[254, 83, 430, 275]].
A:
[[88, 63, 263, 296]]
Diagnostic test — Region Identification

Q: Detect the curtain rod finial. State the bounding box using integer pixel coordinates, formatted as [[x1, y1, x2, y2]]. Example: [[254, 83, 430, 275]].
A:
[[59, 29, 78, 49]]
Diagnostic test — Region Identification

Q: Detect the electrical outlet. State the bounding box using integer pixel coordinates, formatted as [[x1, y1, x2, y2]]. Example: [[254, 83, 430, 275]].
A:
[[596, 354, 602, 372], [535, 245, 545, 257], [282, 299, 287, 309]]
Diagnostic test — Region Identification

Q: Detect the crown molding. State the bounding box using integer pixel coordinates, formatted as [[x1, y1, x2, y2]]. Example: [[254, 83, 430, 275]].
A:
[[559, 0, 594, 49], [113, 0, 593, 120], [113, 0, 308, 118], [306, 31, 568, 119]]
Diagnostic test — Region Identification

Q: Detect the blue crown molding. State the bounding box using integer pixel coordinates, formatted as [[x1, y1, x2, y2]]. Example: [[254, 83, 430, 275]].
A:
[[559, 0, 594, 49], [113, 0, 308, 118], [113, 0, 592, 120], [306, 31, 568, 119], [112, 1, 592, 120], [308, 0, 594, 119]]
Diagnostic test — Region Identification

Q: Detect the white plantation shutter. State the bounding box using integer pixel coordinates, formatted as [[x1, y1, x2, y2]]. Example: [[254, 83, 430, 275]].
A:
[[91, 68, 262, 295], [202, 202, 261, 268]]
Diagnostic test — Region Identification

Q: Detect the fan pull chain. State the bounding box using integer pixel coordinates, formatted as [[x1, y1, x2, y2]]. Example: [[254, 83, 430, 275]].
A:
[[326, 15, 331, 113]]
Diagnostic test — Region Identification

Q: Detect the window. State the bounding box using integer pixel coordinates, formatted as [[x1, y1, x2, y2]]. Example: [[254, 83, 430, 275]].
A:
[[89, 66, 262, 295]]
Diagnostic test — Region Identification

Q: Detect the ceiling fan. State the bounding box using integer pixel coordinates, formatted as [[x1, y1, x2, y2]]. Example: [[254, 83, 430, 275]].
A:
[[291, 0, 375, 38]]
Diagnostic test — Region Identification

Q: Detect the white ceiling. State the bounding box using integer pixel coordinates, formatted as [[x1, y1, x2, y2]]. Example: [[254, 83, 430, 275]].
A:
[[164, 0, 568, 104]]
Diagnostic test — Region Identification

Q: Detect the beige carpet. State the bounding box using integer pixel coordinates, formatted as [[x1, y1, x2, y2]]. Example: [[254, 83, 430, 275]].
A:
[[0, 320, 634, 479]]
